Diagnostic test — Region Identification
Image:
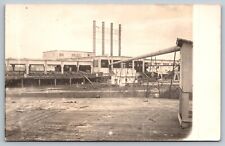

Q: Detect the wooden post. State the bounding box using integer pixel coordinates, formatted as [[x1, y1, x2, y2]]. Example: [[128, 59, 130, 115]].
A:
[[178, 40, 193, 127], [169, 51, 176, 98]]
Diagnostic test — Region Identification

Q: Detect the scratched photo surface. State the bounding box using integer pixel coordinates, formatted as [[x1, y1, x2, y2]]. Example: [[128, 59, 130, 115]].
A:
[[5, 4, 194, 141]]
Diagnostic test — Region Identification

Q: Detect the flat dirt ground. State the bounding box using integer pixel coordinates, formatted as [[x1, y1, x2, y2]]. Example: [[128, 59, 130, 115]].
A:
[[5, 87, 191, 141]]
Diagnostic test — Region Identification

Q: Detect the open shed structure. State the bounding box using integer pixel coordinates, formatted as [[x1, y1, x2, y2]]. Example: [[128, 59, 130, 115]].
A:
[[110, 38, 193, 128]]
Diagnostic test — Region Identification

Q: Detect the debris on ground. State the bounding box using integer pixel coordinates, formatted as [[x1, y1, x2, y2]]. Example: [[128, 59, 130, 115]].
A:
[[75, 123, 87, 127], [6, 93, 191, 141], [64, 101, 76, 103], [143, 99, 148, 102], [79, 106, 89, 109], [148, 118, 156, 122], [36, 107, 45, 110], [16, 109, 24, 113], [102, 114, 112, 118], [96, 95, 101, 98]]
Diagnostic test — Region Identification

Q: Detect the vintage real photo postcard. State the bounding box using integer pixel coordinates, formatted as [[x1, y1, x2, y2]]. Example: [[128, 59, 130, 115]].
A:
[[4, 4, 221, 141]]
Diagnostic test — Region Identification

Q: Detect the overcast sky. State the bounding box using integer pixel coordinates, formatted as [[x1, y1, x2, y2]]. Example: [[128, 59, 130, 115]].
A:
[[5, 4, 192, 59]]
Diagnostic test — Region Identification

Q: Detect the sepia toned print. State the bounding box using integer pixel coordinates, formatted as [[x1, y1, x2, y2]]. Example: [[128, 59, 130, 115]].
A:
[[5, 4, 193, 141]]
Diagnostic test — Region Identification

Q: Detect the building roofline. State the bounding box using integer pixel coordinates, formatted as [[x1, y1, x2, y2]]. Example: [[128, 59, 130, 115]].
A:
[[6, 57, 179, 62], [5, 58, 93, 62], [42, 50, 94, 53]]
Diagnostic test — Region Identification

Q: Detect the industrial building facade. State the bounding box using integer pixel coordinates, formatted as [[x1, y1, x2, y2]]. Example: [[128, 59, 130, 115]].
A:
[[5, 50, 179, 87], [42, 50, 95, 60], [5, 20, 180, 86]]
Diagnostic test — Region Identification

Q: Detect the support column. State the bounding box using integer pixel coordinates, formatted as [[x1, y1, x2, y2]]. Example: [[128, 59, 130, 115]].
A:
[[142, 60, 145, 73], [180, 42, 192, 93], [178, 40, 193, 127], [12, 64, 15, 71], [174, 72, 179, 81], [38, 79, 41, 86], [90, 65, 93, 74], [77, 65, 80, 72], [26, 64, 29, 75], [132, 60, 134, 75], [44, 61, 47, 74], [77, 61, 79, 72], [29, 65, 31, 73], [111, 59, 113, 70], [61, 62, 64, 74], [174, 72, 177, 81]]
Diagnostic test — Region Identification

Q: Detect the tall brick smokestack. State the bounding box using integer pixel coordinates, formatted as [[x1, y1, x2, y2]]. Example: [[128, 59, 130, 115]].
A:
[[110, 22, 113, 56], [118, 24, 121, 56], [93, 20, 96, 54], [102, 21, 105, 56]]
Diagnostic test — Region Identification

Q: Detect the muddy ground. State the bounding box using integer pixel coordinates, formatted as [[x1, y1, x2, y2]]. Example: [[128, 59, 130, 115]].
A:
[[5, 86, 191, 141]]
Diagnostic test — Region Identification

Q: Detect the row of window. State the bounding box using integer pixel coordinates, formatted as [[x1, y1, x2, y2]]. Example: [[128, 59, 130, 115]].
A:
[[59, 53, 90, 57], [94, 60, 178, 69], [94, 60, 144, 69], [7, 65, 91, 72]]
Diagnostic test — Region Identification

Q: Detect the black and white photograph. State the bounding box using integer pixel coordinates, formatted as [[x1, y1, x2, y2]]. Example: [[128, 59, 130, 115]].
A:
[[4, 4, 220, 141]]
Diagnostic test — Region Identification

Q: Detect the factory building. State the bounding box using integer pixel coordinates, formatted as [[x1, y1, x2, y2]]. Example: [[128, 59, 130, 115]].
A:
[[5, 20, 180, 87], [5, 53, 179, 84]]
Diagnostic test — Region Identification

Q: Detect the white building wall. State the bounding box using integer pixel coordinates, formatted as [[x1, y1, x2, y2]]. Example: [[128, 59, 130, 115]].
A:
[[111, 68, 136, 86], [43, 50, 95, 60]]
